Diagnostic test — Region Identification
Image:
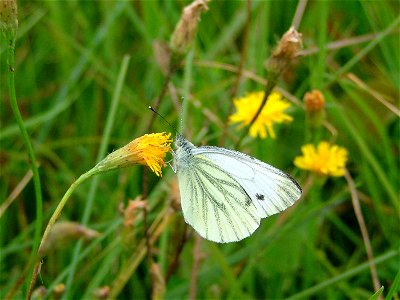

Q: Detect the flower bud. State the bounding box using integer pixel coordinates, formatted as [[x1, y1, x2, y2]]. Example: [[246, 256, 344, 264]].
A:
[[31, 286, 46, 300], [93, 286, 110, 300], [53, 284, 65, 300], [304, 89, 326, 127]]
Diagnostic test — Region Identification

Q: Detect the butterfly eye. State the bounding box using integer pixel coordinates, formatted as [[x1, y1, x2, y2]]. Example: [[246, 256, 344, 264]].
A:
[[256, 193, 265, 200], [175, 134, 184, 146]]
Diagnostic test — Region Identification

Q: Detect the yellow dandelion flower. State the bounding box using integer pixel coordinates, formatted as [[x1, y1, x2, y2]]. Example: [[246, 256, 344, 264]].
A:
[[96, 133, 172, 177], [294, 141, 348, 177], [229, 91, 293, 139]]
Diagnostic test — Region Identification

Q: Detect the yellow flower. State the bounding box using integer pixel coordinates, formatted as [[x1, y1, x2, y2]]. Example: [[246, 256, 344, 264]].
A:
[[229, 91, 293, 138], [96, 133, 172, 177], [294, 141, 348, 177]]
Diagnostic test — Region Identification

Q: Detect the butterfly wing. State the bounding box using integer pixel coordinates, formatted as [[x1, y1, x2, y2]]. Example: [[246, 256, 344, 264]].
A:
[[177, 154, 260, 243], [192, 146, 302, 219]]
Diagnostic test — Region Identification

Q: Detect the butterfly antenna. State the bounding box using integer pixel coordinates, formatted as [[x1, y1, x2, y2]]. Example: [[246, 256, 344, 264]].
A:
[[148, 106, 179, 134], [179, 96, 187, 132], [179, 96, 185, 134]]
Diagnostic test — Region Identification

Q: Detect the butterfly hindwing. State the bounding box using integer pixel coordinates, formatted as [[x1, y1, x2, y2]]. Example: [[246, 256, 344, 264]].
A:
[[177, 154, 260, 243], [192, 146, 302, 218]]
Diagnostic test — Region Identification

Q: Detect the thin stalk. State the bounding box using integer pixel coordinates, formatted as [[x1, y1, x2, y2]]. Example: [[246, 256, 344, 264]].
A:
[[146, 67, 173, 132], [166, 225, 188, 282], [63, 55, 130, 299], [344, 170, 382, 298], [179, 48, 194, 133], [385, 269, 400, 300], [108, 207, 172, 299], [26, 167, 98, 299], [189, 235, 202, 300], [140, 51, 178, 297], [286, 250, 398, 300], [291, 0, 308, 29], [220, 0, 251, 146], [313, 0, 328, 89], [0, 169, 33, 218], [5, 29, 43, 295], [325, 15, 400, 88]]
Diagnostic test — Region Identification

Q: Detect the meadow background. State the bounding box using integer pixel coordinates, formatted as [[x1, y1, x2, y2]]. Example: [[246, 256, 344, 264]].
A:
[[1, 0, 399, 299]]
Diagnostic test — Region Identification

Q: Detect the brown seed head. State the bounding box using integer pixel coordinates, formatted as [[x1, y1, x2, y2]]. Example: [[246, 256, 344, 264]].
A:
[[0, 0, 18, 32], [38, 221, 100, 256], [170, 0, 209, 56], [272, 26, 303, 60], [266, 27, 303, 76]]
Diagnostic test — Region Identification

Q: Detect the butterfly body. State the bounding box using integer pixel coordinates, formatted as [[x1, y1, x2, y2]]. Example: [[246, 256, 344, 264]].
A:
[[173, 134, 302, 243]]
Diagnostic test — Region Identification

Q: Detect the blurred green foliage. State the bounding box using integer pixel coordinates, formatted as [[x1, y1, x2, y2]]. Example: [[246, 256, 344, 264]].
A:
[[1, 1, 399, 299]]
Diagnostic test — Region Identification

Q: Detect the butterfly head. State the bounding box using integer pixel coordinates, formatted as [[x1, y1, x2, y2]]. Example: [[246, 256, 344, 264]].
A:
[[173, 133, 196, 170], [175, 133, 194, 150]]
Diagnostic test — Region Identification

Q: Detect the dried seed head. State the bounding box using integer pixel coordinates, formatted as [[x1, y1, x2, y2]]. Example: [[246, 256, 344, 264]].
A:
[[0, 0, 18, 33], [170, 0, 209, 56], [38, 221, 100, 256], [123, 197, 148, 227], [266, 27, 303, 76], [272, 26, 303, 60]]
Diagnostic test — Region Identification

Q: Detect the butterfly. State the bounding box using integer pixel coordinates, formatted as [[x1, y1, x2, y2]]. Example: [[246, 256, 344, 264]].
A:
[[173, 133, 302, 243]]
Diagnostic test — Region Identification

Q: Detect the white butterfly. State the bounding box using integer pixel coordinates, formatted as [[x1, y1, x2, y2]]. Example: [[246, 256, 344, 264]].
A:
[[173, 133, 302, 243]]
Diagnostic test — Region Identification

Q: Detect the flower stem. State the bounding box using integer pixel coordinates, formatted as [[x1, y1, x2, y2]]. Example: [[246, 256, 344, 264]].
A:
[[62, 55, 130, 300], [344, 169, 382, 298], [5, 29, 44, 294], [220, 0, 251, 146], [26, 167, 98, 299]]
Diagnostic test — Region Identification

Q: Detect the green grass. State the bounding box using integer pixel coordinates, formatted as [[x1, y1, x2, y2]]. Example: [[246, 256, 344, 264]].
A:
[[1, 1, 399, 299]]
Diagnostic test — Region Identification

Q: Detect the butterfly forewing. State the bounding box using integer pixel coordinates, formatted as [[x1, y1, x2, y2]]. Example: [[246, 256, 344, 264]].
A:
[[177, 154, 260, 243], [192, 146, 302, 218]]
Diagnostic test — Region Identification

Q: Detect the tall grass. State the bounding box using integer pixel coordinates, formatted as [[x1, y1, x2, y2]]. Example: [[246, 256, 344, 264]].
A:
[[1, 1, 399, 299]]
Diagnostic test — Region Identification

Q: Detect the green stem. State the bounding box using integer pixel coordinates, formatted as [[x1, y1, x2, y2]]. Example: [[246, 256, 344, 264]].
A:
[[325, 15, 400, 88], [286, 250, 399, 300], [180, 48, 194, 133], [63, 55, 130, 299], [5, 29, 44, 293], [41, 169, 98, 255], [26, 167, 98, 299]]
